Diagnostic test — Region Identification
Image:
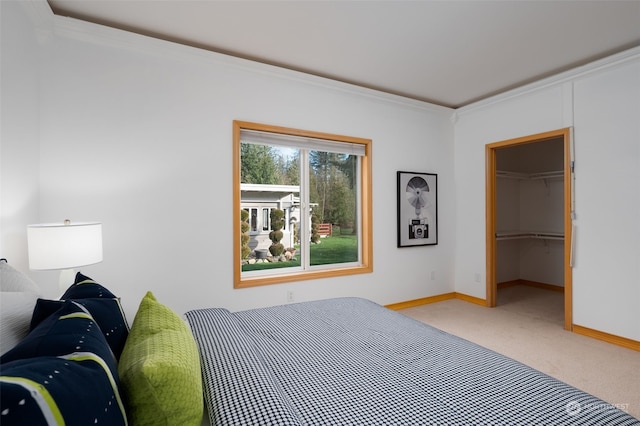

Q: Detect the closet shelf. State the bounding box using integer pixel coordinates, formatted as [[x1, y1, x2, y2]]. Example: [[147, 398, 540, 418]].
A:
[[496, 170, 564, 180], [496, 231, 564, 241]]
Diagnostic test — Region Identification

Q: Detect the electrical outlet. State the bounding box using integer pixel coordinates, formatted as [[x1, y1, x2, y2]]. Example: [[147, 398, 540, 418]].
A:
[[430, 270, 436, 281], [286, 290, 294, 303], [474, 273, 481, 283]]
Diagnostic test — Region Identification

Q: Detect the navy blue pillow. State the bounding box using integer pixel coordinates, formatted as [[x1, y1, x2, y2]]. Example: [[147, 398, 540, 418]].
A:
[[1, 356, 126, 425], [30, 298, 129, 360], [0, 301, 126, 425], [32, 273, 130, 360], [61, 272, 117, 299], [2, 301, 117, 377]]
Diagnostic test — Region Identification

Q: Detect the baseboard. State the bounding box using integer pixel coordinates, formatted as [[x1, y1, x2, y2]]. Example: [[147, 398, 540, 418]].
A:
[[498, 279, 564, 292], [572, 324, 640, 352], [454, 292, 487, 306], [385, 293, 456, 310], [386, 290, 639, 352], [385, 292, 485, 311]]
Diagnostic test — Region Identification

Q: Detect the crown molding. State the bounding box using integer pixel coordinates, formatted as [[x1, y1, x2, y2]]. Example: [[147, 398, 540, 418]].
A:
[[456, 45, 640, 116], [43, 4, 452, 116], [24, 0, 635, 120]]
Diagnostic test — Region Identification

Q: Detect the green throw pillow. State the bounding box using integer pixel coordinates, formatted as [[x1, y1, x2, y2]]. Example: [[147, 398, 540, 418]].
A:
[[118, 292, 203, 426]]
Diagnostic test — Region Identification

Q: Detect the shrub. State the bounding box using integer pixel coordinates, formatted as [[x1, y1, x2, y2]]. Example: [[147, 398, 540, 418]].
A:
[[311, 214, 320, 244], [240, 209, 251, 259], [269, 209, 285, 257]]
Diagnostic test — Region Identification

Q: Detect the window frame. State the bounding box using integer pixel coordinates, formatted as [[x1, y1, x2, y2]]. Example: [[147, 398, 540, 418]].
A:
[[233, 120, 373, 288]]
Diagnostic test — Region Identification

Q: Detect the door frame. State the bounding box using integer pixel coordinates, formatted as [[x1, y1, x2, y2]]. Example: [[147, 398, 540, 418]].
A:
[[485, 128, 573, 330]]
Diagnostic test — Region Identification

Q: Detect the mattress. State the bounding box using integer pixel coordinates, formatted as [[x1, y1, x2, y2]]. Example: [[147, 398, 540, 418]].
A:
[[185, 297, 638, 425]]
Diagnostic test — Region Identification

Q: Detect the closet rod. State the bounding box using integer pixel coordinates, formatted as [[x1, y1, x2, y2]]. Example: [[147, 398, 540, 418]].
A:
[[496, 170, 564, 180], [496, 231, 564, 241]]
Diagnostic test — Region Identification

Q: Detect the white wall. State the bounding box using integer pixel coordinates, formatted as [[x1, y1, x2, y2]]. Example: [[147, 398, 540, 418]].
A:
[[571, 59, 640, 339], [0, 1, 41, 273], [455, 84, 569, 299], [1, 1, 455, 322], [455, 50, 640, 340]]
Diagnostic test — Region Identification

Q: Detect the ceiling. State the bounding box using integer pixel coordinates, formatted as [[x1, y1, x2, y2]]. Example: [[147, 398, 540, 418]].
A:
[[47, 0, 640, 109]]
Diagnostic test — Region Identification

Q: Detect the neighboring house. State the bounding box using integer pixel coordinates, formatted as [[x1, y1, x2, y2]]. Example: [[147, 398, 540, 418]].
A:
[[241, 184, 299, 252]]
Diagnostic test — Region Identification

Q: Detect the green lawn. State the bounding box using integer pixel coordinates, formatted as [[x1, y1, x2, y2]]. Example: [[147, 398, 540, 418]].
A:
[[242, 235, 358, 272]]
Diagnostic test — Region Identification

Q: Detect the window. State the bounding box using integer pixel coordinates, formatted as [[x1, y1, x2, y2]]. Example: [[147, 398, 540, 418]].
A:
[[262, 208, 270, 231], [246, 208, 257, 232], [234, 121, 372, 288]]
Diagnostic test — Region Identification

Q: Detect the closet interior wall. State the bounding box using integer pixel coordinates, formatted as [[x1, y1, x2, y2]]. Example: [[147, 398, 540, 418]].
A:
[[495, 138, 565, 289]]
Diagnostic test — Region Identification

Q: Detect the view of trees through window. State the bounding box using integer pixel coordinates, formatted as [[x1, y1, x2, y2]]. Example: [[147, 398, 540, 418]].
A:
[[234, 121, 372, 288], [241, 143, 357, 228]]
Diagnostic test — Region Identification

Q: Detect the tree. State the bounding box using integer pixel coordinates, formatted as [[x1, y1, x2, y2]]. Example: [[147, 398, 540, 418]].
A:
[[268, 209, 285, 257], [309, 150, 333, 222], [324, 172, 355, 227], [309, 151, 356, 228], [240, 143, 280, 184], [332, 154, 357, 231], [282, 151, 300, 185]]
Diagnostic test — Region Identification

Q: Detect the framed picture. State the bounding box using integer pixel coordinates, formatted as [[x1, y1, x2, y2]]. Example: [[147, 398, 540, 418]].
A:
[[397, 171, 438, 247]]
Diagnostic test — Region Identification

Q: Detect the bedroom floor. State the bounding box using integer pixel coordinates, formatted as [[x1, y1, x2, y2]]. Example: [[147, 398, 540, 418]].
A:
[[400, 285, 640, 419]]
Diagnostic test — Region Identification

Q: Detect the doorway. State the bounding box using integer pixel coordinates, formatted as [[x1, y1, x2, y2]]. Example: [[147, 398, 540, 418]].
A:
[[485, 128, 573, 330]]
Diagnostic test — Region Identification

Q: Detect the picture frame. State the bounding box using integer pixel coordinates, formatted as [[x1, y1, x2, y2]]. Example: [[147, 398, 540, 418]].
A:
[[397, 171, 438, 247]]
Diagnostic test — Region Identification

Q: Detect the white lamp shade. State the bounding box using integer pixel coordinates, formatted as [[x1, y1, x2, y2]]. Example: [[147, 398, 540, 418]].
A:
[[27, 222, 103, 270]]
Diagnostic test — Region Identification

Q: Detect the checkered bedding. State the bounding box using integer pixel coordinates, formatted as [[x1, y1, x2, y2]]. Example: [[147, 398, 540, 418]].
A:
[[185, 297, 639, 425]]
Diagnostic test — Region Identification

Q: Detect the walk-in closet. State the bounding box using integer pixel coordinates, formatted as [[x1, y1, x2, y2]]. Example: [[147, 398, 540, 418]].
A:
[[495, 137, 566, 306]]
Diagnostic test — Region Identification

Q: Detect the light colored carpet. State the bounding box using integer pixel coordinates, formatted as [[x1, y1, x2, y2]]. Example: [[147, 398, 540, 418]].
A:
[[400, 285, 640, 419]]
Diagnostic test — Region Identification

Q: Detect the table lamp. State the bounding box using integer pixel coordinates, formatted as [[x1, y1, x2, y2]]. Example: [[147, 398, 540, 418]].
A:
[[27, 220, 103, 292]]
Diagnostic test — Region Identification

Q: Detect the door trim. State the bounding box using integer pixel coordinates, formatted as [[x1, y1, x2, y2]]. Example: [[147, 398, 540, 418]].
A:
[[485, 128, 573, 330]]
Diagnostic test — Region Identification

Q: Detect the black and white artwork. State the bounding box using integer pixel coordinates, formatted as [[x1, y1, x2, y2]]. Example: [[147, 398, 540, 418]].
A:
[[397, 171, 438, 247]]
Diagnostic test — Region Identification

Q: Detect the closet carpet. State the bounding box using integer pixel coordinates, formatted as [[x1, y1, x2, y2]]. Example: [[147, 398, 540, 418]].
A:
[[400, 285, 640, 419]]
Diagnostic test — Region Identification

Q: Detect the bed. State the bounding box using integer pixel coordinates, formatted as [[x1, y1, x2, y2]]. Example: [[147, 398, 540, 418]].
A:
[[185, 297, 639, 426]]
